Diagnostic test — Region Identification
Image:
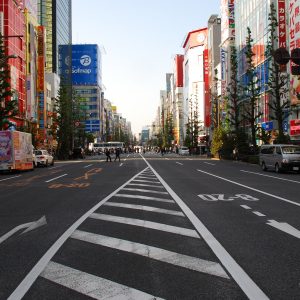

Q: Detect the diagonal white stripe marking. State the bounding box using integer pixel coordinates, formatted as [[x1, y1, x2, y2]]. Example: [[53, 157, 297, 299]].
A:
[[252, 211, 266, 217], [0, 175, 21, 182], [127, 183, 164, 188], [132, 179, 161, 184], [41, 261, 163, 300], [45, 174, 68, 183], [122, 188, 168, 195], [104, 202, 184, 216], [89, 213, 200, 239], [72, 231, 228, 279], [240, 205, 252, 210], [115, 194, 174, 203]]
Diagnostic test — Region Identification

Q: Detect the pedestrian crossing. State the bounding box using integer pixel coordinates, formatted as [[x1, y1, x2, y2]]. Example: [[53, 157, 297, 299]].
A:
[[23, 167, 245, 299]]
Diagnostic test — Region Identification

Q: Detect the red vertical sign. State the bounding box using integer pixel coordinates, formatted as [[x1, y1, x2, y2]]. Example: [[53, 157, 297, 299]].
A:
[[203, 49, 210, 127], [278, 0, 287, 48]]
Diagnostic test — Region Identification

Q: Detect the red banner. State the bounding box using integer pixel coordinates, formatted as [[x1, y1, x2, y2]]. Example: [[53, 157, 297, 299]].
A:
[[203, 49, 210, 127], [290, 119, 300, 136]]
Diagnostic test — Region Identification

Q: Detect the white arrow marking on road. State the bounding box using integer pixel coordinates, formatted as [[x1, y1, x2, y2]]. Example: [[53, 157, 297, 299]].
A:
[[267, 220, 300, 239], [0, 216, 47, 245]]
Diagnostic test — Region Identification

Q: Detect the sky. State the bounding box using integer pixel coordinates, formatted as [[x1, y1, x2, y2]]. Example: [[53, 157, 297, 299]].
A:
[[72, 0, 221, 135]]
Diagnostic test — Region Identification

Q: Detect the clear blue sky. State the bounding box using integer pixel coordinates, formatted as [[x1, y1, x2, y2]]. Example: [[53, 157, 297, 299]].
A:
[[72, 0, 220, 134]]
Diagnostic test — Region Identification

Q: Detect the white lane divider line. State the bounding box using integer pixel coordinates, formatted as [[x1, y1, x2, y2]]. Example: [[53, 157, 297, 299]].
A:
[[41, 261, 163, 300], [132, 179, 161, 184], [240, 205, 252, 210], [104, 202, 184, 217], [127, 183, 164, 188], [240, 170, 300, 184], [45, 174, 67, 183], [140, 160, 269, 299], [89, 213, 200, 239], [122, 188, 168, 195], [176, 162, 183, 165], [252, 211, 266, 217], [0, 175, 21, 182], [197, 168, 300, 208], [83, 164, 93, 168], [72, 230, 228, 279], [204, 162, 216, 166], [114, 194, 174, 203]]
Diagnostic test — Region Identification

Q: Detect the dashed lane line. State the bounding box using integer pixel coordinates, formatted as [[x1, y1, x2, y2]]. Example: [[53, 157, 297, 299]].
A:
[[0, 175, 21, 182], [71, 230, 228, 279], [240, 205, 252, 210], [45, 174, 68, 183], [41, 261, 163, 300], [252, 211, 266, 217], [103, 202, 184, 216], [83, 164, 93, 168], [89, 213, 200, 239]]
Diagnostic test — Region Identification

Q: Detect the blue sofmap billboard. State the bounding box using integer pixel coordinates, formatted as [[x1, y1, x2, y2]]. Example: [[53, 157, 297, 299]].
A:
[[59, 44, 101, 86]]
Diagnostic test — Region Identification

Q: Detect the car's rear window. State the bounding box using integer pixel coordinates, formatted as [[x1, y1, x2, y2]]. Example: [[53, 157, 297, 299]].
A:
[[34, 150, 42, 155], [282, 146, 300, 154], [181, 147, 188, 150]]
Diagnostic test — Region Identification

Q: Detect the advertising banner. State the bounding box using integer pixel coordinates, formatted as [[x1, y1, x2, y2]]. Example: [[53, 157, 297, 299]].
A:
[[203, 49, 210, 127], [278, 0, 287, 48], [60, 44, 101, 86], [290, 119, 300, 136], [221, 0, 235, 44]]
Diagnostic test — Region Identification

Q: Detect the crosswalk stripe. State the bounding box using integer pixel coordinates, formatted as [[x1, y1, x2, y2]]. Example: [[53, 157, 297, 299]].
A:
[[41, 261, 163, 300], [132, 179, 161, 184], [72, 230, 229, 279], [127, 183, 164, 188], [122, 188, 168, 195], [89, 213, 200, 239], [104, 202, 184, 216], [138, 175, 157, 179], [114, 194, 174, 203]]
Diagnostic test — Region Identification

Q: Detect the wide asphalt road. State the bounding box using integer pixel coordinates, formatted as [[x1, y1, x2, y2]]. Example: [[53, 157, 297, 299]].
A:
[[0, 152, 299, 299]]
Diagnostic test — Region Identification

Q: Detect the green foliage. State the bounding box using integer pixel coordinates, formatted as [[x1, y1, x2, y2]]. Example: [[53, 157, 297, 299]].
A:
[[211, 126, 226, 157], [265, 3, 289, 144], [242, 27, 263, 148], [0, 34, 18, 130]]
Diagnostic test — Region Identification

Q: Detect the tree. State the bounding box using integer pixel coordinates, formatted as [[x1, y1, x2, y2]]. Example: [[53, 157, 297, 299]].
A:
[[265, 3, 290, 144], [242, 27, 263, 150], [53, 85, 73, 159], [0, 35, 18, 130]]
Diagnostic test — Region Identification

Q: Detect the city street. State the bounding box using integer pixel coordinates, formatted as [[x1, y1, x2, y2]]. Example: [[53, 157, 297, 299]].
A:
[[0, 153, 299, 299]]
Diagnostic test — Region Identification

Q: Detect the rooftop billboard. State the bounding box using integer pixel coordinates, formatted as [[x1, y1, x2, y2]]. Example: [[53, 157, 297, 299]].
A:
[[59, 44, 102, 86]]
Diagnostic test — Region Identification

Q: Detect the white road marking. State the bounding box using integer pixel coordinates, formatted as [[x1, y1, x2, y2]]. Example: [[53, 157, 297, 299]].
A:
[[240, 170, 300, 184], [72, 230, 228, 278], [114, 194, 174, 203], [7, 168, 150, 300], [90, 213, 200, 239], [0, 216, 47, 245], [132, 179, 161, 184], [48, 165, 62, 169], [120, 163, 123, 167], [140, 159, 269, 300], [204, 162, 216, 166], [122, 188, 168, 195], [41, 261, 163, 300], [104, 202, 184, 216], [45, 174, 67, 183], [128, 183, 164, 188], [176, 162, 183, 165], [197, 169, 300, 208], [138, 175, 157, 179], [240, 205, 252, 210], [267, 220, 300, 239], [252, 211, 266, 217], [83, 164, 93, 168], [0, 175, 21, 182]]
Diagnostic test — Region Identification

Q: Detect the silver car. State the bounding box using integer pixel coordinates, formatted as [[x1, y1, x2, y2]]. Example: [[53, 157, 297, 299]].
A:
[[259, 144, 300, 173]]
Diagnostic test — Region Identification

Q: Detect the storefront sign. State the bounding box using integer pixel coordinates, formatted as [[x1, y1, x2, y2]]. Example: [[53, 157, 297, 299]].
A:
[[290, 119, 300, 136]]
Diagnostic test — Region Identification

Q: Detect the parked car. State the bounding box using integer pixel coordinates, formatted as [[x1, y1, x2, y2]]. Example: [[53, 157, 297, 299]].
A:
[[178, 146, 190, 155], [72, 147, 86, 159], [34, 150, 54, 167], [32, 152, 37, 168], [259, 144, 300, 173]]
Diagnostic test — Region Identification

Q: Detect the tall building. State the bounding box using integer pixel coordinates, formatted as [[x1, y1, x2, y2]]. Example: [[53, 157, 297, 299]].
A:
[[38, 0, 72, 74], [0, 0, 26, 129], [59, 44, 103, 141]]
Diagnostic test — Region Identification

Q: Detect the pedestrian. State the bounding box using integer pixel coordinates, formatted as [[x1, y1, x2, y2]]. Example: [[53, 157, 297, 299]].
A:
[[114, 147, 121, 162], [105, 148, 112, 162]]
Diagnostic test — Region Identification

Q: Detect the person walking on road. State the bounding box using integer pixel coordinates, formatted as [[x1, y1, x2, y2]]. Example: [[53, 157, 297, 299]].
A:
[[105, 148, 112, 162], [114, 147, 121, 162]]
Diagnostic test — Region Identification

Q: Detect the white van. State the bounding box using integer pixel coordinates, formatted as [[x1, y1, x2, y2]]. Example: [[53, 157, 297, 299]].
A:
[[259, 144, 300, 173]]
